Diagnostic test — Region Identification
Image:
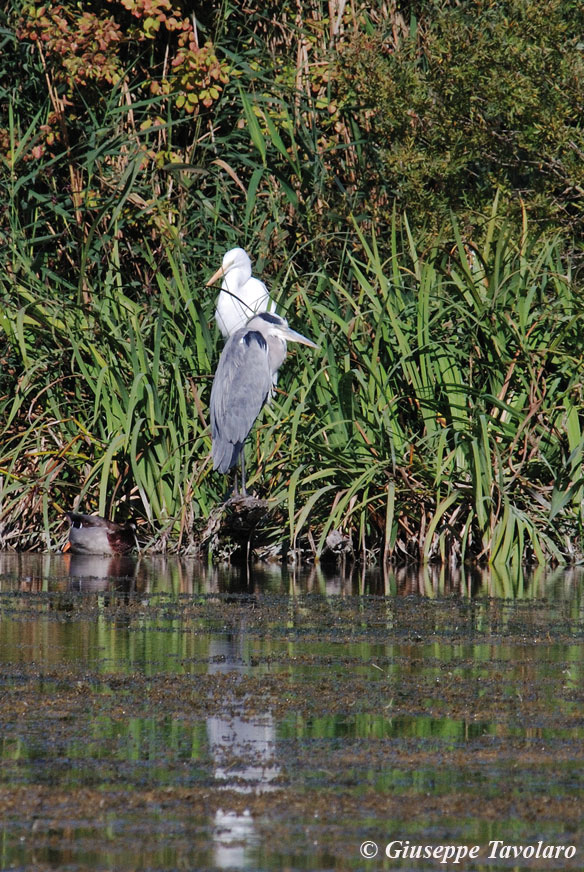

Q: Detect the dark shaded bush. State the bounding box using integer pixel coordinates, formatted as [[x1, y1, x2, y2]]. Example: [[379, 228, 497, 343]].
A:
[[332, 0, 584, 234]]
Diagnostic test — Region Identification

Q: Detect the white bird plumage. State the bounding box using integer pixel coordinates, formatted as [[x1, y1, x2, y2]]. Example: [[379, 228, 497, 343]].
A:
[[207, 247, 277, 338]]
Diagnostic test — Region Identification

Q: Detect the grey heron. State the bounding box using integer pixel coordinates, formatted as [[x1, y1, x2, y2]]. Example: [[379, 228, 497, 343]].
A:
[[206, 247, 277, 338], [210, 311, 317, 494], [64, 512, 137, 555]]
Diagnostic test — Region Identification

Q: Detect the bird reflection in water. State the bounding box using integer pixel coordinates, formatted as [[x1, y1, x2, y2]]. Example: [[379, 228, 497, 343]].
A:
[[64, 553, 139, 594], [207, 622, 280, 868]]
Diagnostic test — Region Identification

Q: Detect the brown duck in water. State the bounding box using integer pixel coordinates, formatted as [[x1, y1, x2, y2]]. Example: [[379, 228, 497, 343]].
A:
[[64, 512, 137, 555]]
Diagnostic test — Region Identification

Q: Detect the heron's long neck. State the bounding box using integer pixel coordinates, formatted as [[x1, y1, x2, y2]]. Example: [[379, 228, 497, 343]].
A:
[[268, 337, 287, 374]]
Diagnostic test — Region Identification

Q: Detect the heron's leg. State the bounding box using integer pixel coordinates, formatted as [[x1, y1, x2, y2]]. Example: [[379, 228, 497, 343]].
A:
[[240, 451, 247, 496]]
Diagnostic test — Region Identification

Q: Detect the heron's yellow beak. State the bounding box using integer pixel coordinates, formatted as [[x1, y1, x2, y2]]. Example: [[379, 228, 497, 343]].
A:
[[206, 265, 225, 287]]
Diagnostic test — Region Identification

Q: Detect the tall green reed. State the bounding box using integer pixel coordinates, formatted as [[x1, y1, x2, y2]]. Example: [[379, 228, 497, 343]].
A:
[[280, 208, 584, 564]]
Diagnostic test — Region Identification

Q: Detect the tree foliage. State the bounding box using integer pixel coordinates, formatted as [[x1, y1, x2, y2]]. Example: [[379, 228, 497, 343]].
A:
[[333, 0, 584, 232]]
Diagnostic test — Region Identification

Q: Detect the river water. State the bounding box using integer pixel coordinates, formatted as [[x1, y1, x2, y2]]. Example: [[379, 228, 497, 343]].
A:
[[0, 553, 582, 870]]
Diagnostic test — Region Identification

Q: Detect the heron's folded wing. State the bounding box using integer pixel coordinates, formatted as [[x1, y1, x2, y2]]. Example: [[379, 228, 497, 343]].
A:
[[210, 329, 272, 447]]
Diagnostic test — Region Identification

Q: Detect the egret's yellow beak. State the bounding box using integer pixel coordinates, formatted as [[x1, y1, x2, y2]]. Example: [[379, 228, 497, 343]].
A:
[[206, 264, 225, 287]]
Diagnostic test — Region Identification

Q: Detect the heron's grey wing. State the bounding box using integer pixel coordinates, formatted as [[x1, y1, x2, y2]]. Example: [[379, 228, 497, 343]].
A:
[[210, 329, 272, 472]]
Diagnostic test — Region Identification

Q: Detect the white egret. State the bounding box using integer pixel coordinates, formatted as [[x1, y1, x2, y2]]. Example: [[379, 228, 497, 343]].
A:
[[206, 247, 277, 338]]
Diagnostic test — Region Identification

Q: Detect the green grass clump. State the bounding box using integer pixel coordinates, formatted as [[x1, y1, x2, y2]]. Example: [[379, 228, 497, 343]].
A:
[[285, 206, 584, 565], [1, 196, 582, 565]]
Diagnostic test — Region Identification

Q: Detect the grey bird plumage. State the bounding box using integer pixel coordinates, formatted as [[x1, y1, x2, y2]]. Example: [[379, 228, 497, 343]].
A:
[[210, 312, 317, 491]]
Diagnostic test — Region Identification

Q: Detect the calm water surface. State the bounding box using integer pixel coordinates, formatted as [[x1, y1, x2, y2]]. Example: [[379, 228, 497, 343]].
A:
[[0, 553, 583, 871]]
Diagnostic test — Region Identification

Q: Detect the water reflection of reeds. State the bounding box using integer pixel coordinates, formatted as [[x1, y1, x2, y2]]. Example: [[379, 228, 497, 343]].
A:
[[0, 552, 582, 601]]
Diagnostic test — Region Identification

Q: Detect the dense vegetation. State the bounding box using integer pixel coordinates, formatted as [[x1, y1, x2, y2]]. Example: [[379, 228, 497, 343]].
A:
[[0, 0, 583, 562]]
